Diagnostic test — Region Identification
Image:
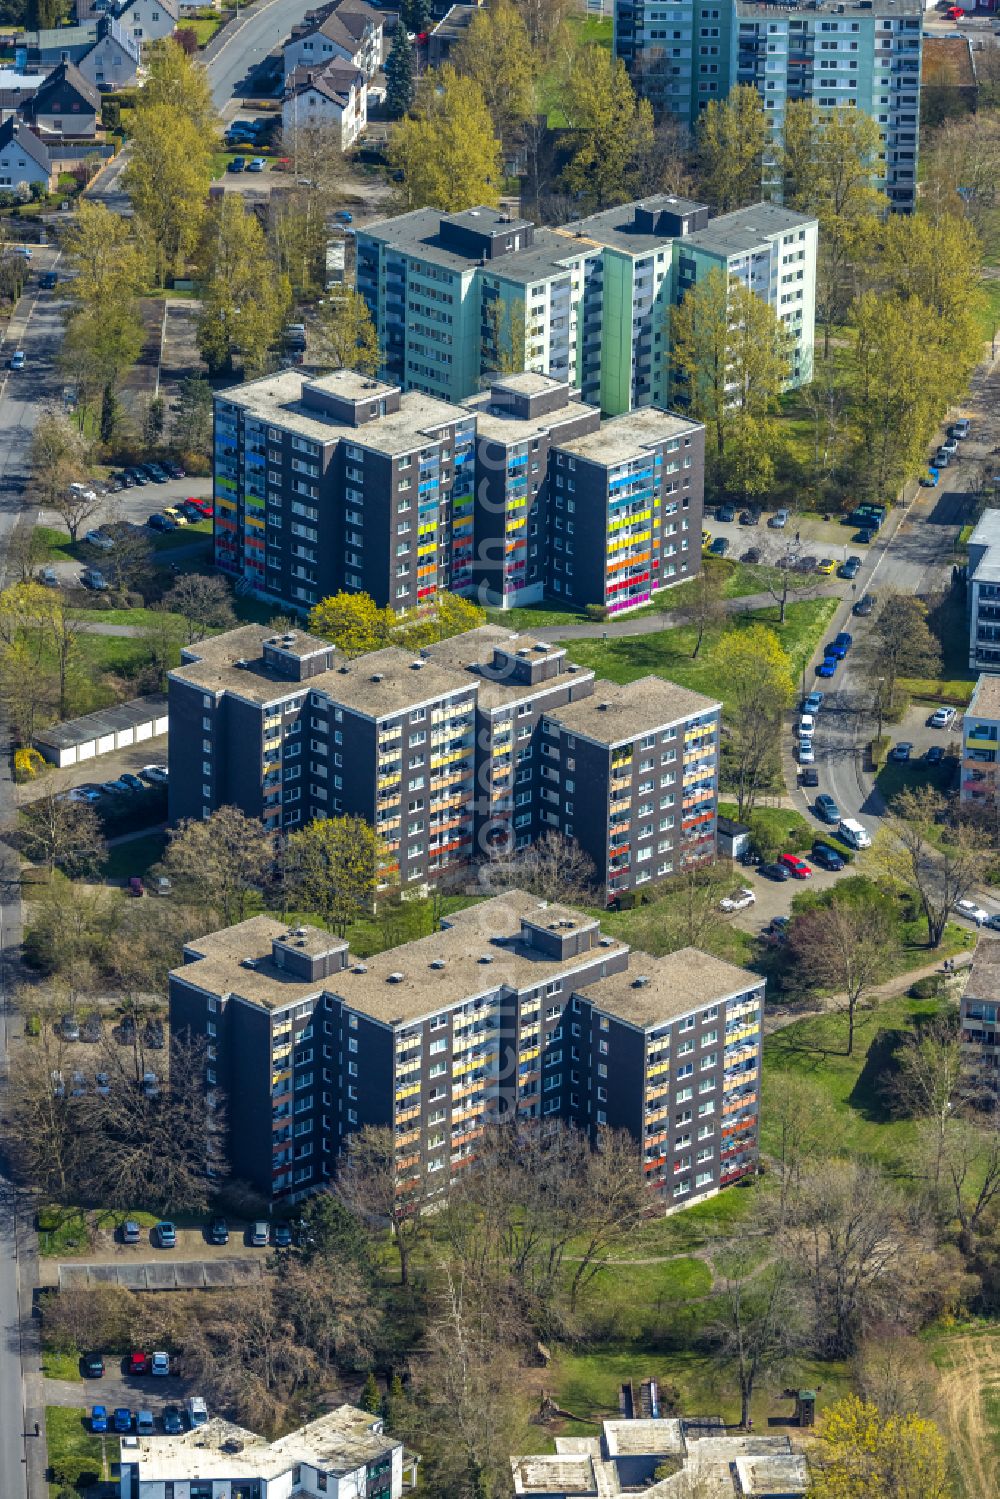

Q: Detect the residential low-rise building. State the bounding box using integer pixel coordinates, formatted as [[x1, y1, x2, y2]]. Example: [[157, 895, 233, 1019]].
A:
[[118, 1405, 410, 1499], [960, 937, 1000, 1093], [960, 674, 1000, 807], [169, 891, 763, 1204], [20, 61, 99, 138], [284, 0, 382, 81], [212, 367, 705, 616], [167, 621, 719, 898], [282, 59, 367, 149], [512, 1414, 807, 1499], [968, 510, 1000, 672], [114, 0, 178, 44], [0, 118, 54, 191]]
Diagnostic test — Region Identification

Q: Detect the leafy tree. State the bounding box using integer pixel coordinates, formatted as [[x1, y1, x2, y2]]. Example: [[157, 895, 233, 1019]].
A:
[[173, 375, 214, 459], [143, 394, 166, 448], [162, 807, 275, 926], [876, 212, 984, 402], [670, 268, 790, 481], [786, 888, 895, 1056], [197, 195, 291, 376], [312, 289, 381, 377], [453, 0, 536, 154], [0, 582, 83, 730], [402, 0, 429, 31], [287, 816, 384, 936], [512, 0, 571, 59], [714, 626, 793, 821], [163, 573, 236, 642], [809, 1395, 952, 1499], [19, 794, 105, 879], [137, 37, 218, 136], [849, 292, 937, 503], [360, 1371, 381, 1414], [308, 591, 395, 657], [561, 49, 654, 209], [387, 66, 502, 212], [696, 84, 767, 211], [481, 295, 525, 378], [125, 102, 213, 281], [385, 27, 415, 119], [860, 593, 940, 724], [60, 202, 146, 435]]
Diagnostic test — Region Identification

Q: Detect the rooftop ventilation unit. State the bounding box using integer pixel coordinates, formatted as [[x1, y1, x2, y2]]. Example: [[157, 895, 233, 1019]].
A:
[[599, 936, 615, 948], [598, 702, 610, 711]]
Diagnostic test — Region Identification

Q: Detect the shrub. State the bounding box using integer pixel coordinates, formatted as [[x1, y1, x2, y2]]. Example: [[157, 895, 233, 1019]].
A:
[[869, 736, 891, 768], [909, 975, 945, 1000], [584, 603, 608, 622], [14, 747, 45, 782]]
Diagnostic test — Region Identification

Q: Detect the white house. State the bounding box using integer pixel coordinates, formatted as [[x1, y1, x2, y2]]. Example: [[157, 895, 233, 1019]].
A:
[[0, 118, 54, 191], [114, 0, 179, 44], [283, 59, 367, 150], [118, 1405, 416, 1499], [20, 61, 101, 138], [283, 0, 382, 82], [76, 17, 140, 89]]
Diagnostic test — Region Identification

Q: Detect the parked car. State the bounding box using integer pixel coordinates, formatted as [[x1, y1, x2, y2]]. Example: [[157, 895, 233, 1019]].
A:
[[127, 467, 148, 485], [141, 765, 168, 784], [803, 691, 824, 714], [166, 462, 185, 479], [128, 875, 145, 897], [147, 513, 176, 532], [162, 1405, 184, 1435], [759, 861, 790, 882], [250, 1221, 270, 1247], [798, 741, 815, 764], [102, 779, 131, 795], [951, 417, 971, 440], [91, 1405, 108, 1433], [762, 915, 790, 945], [816, 658, 837, 678], [95, 1071, 110, 1096], [155, 1221, 176, 1248], [122, 1219, 141, 1245], [930, 706, 956, 728], [228, 155, 246, 172], [70, 1070, 87, 1097], [39, 565, 59, 587], [717, 504, 736, 523], [811, 841, 845, 871], [708, 536, 730, 557], [739, 509, 759, 526], [60, 1014, 80, 1041], [39, 269, 57, 289], [856, 527, 878, 544], [890, 741, 913, 762], [935, 447, 952, 468], [144, 463, 168, 483], [815, 558, 836, 575], [837, 818, 871, 850], [82, 1353, 104, 1378], [113, 1408, 133, 1434], [143, 1020, 165, 1049], [8, 349, 24, 370], [779, 853, 812, 879], [838, 556, 862, 579], [150, 1351, 170, 1376], [121, 773, 145, 791], [768, 508, 790, 528], [136, 1410, 156, 1436], [955, 898, 990, 926], [208, 1217, 229, 1245], [248, 156, 267, 172], [273, 1224, 293, 1248], [742, 547, 762, 563], [799, 767, 819, 787], [926, 745, 945, 765], [826, 637, 849, 661], [153, 875, 173, 896], [81, 1013, 101, 1042], [853, 592, 876, 617], [80, 567, 108, 591], [815, 793, 840, 825], [142, 1070, 160, 1098], [719, 887, 756, 912], [84, 529, 114, 552], [187, 1396, 209, 1428], [128, 1351, 149, 1376], [68, 785, 101, 803], [939, 436, 959, 457], [798, 713, 816, 737]]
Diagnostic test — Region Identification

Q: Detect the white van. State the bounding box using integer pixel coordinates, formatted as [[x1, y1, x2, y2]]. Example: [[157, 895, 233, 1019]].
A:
[[186, 1395, 208, 1427], [837, 818, 871, 850]]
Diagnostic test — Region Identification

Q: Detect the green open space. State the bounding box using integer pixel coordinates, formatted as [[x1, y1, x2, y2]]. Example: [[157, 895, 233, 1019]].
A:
[[720, 800, 813, 854], [45, 1406, 108, 1495], [183, 13, 223, 44], [875, 752, 959, 807], [40, 1349, 82, 1381], [564, 597, 838, 711], [100, 831, 168, 884]]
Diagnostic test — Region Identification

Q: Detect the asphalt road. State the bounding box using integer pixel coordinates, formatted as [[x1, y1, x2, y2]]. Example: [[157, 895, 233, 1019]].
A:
[[202, 0, 321, 111]]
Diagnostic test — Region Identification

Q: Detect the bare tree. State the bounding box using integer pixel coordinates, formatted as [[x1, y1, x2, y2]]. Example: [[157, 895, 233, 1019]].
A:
[[786, 893, 896, 1056], [869, 786, 991, 948], [762, 1071, 846, 1227], [19, 793, 106, 879], [3, 1017, 84, 1198], [479, 831, 596, 903], [885, 1013, 962, 1189], [854, 1326, 940, 1422], [625, 863, 732, 956], [709, 1244, 803, 1428], [672, 558, 728, 658], [567, 1129, 647, 1311], [337, 1124, 423, 1288], [860, 593, 941, 720], [942, 1113, 1000, 1247], [163, 573, 236, 643], [162, 807, 275, 926], [755, 546, 801, 626], [29, 408, 95, 539]]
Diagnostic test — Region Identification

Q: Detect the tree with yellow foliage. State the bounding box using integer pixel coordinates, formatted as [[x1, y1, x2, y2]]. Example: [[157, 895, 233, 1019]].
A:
[[808, 1395, 951, 1499], [308, 591, 396, 658], [387, 66, 502, 212]]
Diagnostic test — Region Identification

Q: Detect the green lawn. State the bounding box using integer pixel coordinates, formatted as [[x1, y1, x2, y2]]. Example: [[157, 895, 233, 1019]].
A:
[[45, 1405, 108, 1494], [40, 1348, 82, 1381], [486, 601, 587, 631], [36, 526, 79, 563], [564, 597, 839, 712], [720, 800, 814, 854], [976, 277, 1000, 343], [184, 13, 223, 44], [69, 606, 185, 630], [100, 831, 168, 883], [875, 752, 959, 807], [36, 1205, 93, 1258], [149, 518, 212, 551]]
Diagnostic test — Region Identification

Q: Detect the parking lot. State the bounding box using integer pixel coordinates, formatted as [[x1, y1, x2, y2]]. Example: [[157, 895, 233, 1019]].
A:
[[703, 503, 880, 571]]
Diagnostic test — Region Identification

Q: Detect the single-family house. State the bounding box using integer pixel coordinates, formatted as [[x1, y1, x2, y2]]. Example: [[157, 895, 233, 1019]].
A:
[[282, 58, 367, 149], [76, 16, 140, 89], [21, 61, 100, 137], [0, 118, 55, 191], [25, 22, 100, 69], [0, 71, 43, 120], [283, 0, 382, 81], [114, 0, 179, 45]]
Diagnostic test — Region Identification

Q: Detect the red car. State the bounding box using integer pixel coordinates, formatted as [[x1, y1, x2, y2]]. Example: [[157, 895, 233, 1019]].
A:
[[779, 853, 812, 880], [128, 1351, 149, 1376], [946, 5, 964, 17]]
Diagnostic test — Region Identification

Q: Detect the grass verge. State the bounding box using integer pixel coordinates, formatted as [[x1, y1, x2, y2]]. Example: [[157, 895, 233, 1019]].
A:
[[45, 1405, 107, 1494], [40, 1348, 82, 1381]]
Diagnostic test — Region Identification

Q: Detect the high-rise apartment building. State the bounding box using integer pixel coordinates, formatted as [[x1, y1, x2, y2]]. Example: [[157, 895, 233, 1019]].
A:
[[212, 368, 705, 615], [355, 196, 817, 416], [960, 937, 1000, 1095], [167, 623, 721, 898], [960, 675, 1000, 808], [614, 0, 923, 212], [169, 892, 764, 1206], [967, 511, 1000, 672]]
